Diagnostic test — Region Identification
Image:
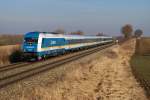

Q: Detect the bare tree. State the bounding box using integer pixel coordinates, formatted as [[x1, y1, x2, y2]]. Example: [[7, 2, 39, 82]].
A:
[[76, 30, 84, 35], [69, 32, 76, 35], [96, 32, 104, 36], [70, 30, 84, 35], [134, 29, 143, 38], [54, 28, 65, 34], [121, 24, 133, 38]]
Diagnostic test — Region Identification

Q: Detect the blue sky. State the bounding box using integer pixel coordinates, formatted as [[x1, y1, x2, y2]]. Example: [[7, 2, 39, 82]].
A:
[[0, 0, 149, 36]]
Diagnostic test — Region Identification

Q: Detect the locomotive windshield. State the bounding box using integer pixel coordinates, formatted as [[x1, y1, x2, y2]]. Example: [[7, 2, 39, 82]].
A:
[[24, 38, 38, 43]]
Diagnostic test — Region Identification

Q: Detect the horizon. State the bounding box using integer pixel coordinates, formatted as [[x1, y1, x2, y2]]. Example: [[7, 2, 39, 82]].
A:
[[0, 0, 149, 36]]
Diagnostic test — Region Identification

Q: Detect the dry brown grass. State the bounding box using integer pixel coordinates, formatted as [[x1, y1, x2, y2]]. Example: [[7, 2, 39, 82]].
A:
[[0, 34, 23, 46], [17, 39, 148, 100], [0, 45, 20, 65]]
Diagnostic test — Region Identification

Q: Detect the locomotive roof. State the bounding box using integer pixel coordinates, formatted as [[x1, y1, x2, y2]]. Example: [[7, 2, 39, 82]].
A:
[[25, 32, 112, 39]]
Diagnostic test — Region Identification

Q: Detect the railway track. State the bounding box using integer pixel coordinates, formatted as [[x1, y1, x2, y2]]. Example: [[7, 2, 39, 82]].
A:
[[0, 62, 25, 69], [0, 43, 114, 88], [0, 63, 30, 72]]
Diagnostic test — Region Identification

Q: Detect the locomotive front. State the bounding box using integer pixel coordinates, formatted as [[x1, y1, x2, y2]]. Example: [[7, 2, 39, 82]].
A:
[[22, 32, 39, 60]]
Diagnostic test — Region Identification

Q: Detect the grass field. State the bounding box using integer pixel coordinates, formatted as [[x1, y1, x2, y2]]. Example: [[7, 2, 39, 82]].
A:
[[130, 55, 150, 82], [0, 39, 147, 100], [131, 37, 150, 83]]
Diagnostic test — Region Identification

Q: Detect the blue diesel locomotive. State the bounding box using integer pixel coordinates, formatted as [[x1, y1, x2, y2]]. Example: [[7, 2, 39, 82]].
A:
[[22, 32, 113, 60]]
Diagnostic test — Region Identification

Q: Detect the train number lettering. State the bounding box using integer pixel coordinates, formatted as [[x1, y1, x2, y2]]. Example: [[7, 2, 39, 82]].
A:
[[51, 41, 56, 45]]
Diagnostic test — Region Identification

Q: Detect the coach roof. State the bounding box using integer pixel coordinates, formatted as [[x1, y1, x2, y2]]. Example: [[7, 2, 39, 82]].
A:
[[26, 31, 112, 39]]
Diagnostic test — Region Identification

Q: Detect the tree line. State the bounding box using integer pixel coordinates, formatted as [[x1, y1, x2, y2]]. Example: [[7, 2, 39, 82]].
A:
[[121, 24, 143, 38], [54, 24, 143, 38], [54, 28, 84, 35]]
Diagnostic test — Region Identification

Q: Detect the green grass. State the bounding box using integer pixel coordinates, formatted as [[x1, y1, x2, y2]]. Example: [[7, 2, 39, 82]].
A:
[[130, 55, 150, 82]]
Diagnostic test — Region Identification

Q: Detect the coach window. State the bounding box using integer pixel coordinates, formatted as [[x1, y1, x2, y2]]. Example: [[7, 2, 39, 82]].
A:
[[68, 39, 74, 44]]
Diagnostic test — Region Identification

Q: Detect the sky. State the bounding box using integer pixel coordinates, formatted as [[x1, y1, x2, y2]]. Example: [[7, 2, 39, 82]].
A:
[[0, 0, 149, 36]]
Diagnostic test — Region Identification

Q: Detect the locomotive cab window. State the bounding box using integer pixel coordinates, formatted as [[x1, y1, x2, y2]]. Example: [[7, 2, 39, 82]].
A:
[[24, 38, 38, 43]]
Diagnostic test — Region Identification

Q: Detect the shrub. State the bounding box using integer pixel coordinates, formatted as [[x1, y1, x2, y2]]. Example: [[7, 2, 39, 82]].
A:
[[134, 29, 143, 38], [9, 50, 24, 63]]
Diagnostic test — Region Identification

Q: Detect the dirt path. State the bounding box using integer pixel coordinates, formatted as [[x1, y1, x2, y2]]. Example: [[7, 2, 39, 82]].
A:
[[0, 39, 148, 100]]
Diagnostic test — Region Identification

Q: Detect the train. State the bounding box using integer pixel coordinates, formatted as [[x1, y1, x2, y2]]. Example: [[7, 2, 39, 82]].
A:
[[22, 32, 113, 60]]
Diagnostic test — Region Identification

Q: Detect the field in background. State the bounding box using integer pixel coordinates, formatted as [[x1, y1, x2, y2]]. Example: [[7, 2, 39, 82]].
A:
[[130, 38, 150, 96], [0, 34, 23, 46], [131, 55, 150, 82], [0, 45, 20, 65], [133, 37, 150, 81], [130, 54, 150, 96], [135, 37, 150, 55]]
